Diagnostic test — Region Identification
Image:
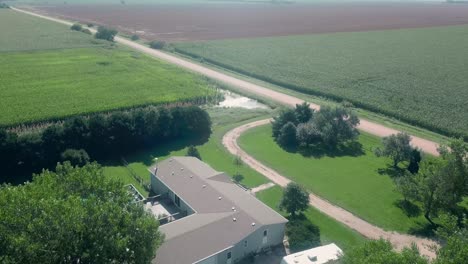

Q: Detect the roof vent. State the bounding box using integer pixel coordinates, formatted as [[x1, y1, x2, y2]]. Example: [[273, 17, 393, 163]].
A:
[[218, 196, 222, 200], [252, 222, 256, 226], [233, 218, 237, 222], [181, 168, 184, 171], [190, 175, 193, 178], [232, 207, 235, 211], [202, 185, 206, 188], [171, 171, 174, 175]]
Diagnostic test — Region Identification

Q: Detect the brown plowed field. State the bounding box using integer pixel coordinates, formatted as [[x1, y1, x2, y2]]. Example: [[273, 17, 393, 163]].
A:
[[34, 3, 468, 42]]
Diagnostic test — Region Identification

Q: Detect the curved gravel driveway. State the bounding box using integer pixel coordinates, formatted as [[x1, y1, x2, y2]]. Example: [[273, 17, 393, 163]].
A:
[[222, 119, 438, 259]]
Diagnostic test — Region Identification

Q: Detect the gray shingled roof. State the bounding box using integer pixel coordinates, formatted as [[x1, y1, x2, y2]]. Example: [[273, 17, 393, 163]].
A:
[[149, 157, 287, 264]]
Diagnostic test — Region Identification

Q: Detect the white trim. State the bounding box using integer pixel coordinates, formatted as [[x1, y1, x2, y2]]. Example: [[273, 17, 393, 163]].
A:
[[193, 245, 234, 264]]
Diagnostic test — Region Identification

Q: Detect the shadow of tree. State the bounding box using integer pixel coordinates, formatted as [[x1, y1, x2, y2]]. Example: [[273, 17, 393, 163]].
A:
[[280, 140, 364, 159], [408, 222, 437, 238], [377, 166, 406, 178], [102, 135, 210, 167], [395, 199, 421, 218]]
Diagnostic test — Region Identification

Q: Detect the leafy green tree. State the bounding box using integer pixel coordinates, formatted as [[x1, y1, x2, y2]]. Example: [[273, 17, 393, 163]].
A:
[[131, 34, 140, 41], [394, 172, 418, 202], [81, 28, 92, 35], [271, 109, 297, 138], [341, 239, 428, 264], [280, 182, 309, 217], [296, 121, 321, 146], [414, 158, 446, 225], [437, 138, 468, 210], [277, 122, 297, 148], [375, 133, 413, 168], [186, 145, 201, 160], [0, 163, 163, 263], [434, 214, 468, 264], [95, 26, 118, 41], [294, 102, 313, 123], [286, 218, 320, 253], [312, 106, 359, 148]]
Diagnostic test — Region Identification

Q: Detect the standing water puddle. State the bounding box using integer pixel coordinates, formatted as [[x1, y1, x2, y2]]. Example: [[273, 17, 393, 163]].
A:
[[217, 90, 268, 109]]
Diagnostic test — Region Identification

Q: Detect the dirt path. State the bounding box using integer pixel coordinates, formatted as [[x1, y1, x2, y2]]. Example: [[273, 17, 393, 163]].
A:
[[222, 119, 438, 259], [11, 6, 442, 156], [250, 182, 276, 194]]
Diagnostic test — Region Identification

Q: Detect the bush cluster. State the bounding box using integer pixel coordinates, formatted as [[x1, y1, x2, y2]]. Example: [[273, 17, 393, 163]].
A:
[[95, 26, 118, 41], [149, 40, 166, 50], [70, 23, 82, 31], [0, 105, 211, 183], [272, 103, 360, 149]]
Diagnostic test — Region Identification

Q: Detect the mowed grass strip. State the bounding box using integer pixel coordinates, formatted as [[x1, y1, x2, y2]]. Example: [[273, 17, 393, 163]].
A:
[[256, 186, 366, 252], [0, 9, 104, 52], [0, 47, 214, 126], [174, 25, 468, 138], [238, 124, 427, 233]]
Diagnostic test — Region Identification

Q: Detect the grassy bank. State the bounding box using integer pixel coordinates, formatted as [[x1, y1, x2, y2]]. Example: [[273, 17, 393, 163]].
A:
[[239, 124, 428, 233]]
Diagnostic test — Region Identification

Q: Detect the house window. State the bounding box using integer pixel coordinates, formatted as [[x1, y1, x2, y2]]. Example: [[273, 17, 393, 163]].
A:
[[174, 194, 180, 207], [263, 230, 268, 237], [244, 240, 248, 247], [227, 252, 232, 259]]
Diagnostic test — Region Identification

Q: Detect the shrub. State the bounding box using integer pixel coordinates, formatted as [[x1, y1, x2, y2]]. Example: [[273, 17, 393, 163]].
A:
[[131, 34, 140, 41], [70, 23, 82, 31], [95, 26, 117, 41], [0, 3, 9, 8], [286, 218, 321, 253], [232, 173, 244, 183], [81, 28, 92, 35], [87, 23, 94, 27], [186, 145, 201, 160], [149, 40, 166, 50], [61, 149, 90, 166]]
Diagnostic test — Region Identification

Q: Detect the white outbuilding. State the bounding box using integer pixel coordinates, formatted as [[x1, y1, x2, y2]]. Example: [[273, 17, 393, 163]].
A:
[[281, 243, 343, 264]]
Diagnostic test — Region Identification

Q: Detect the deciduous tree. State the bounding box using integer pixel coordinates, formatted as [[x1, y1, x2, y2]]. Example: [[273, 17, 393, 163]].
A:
[[0, 163, 163, 263], [280, 182, 309, 217], [375, 133, 412, 168]]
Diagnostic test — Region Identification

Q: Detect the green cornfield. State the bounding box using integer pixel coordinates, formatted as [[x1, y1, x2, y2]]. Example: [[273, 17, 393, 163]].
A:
[[0, 9, 215, 126], [175, 25, 468, 138]]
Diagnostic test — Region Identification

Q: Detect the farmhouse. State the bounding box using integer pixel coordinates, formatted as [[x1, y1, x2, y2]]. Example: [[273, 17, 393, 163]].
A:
[[148, 157, 288, 264]]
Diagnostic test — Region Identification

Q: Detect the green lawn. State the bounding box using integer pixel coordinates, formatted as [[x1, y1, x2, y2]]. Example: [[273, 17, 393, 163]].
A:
[[104, 108, 272, 192], [103, 166, 149, 197], [175, 25, 468, 138], [0, 9, 105, 52], [239, 124, 427, 233], [256, 186, 366, 252]]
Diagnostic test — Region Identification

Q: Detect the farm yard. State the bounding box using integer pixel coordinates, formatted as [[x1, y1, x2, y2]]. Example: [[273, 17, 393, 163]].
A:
[[31, 2, 468, 42], [238, 124, 429, 233], [0, 9, 215, 126], [175, 25, 468, 138]]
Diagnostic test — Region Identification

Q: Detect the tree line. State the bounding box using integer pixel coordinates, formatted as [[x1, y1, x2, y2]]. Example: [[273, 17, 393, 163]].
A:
[[271, 103, 360, 150], [0, 105, 211, 183]]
